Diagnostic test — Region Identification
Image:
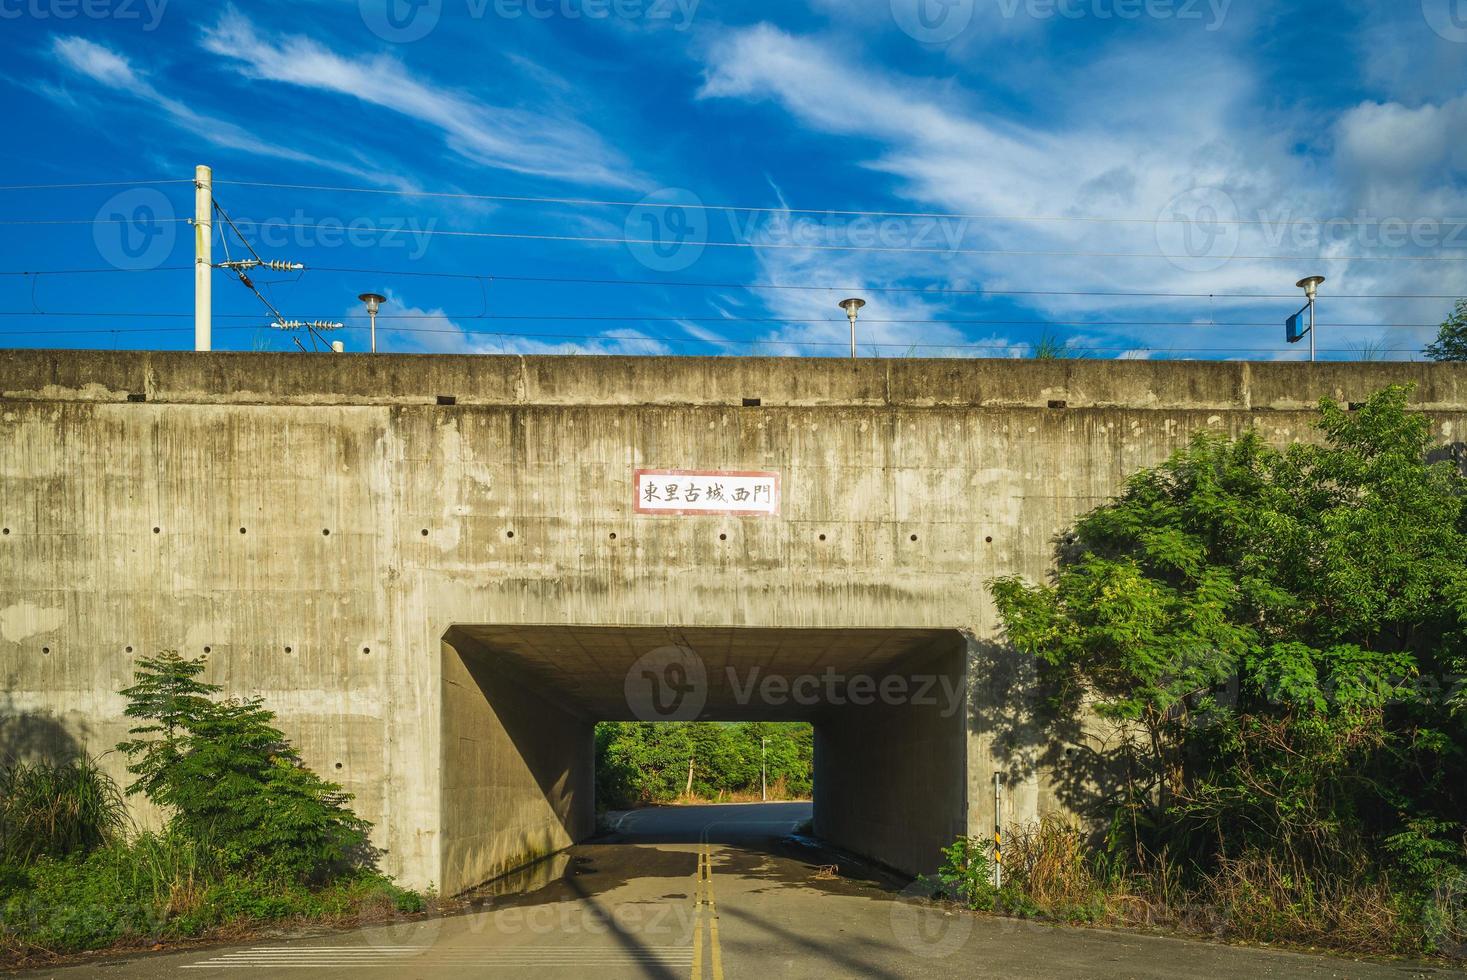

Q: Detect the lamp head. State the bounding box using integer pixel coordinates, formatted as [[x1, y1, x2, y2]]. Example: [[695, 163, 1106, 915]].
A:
[[838, 297, 867, 319], [1296, 276, 1326, 302], [358, 293, 386, 315]]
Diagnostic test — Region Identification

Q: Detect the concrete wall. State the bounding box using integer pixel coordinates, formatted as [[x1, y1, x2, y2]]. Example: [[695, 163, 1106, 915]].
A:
[[440, 630, 595, 896], [5, 351, 1467, 889], [814, 635, 969, 874]]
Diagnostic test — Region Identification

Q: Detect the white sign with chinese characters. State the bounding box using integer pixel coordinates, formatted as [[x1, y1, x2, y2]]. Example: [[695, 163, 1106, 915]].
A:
[[635, 470, 781, 517]]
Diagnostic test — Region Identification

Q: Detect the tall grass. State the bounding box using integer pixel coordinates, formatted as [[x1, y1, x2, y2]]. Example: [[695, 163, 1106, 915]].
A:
[[936, 817, 1464, 959], [0, 756, 127, 864]]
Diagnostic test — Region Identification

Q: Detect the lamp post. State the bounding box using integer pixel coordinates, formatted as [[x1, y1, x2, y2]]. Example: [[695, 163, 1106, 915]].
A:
[[358, 293, 386, 354], [1297, 277, 1325, 363], [839, 298, 867, 359]]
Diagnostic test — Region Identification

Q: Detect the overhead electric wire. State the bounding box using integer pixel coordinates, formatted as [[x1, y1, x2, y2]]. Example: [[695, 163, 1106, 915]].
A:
[[212, 180, 1467, 230], [212, 197, 318, 351], [0, 321, 1435, 356], [301, 265, 1467, 302], [0, 264, 1458, 301], [217, 220, 1467, 263], [0, 311, 1444, 329], [0, 266, 191, 276], [0, 179, 192, 191]]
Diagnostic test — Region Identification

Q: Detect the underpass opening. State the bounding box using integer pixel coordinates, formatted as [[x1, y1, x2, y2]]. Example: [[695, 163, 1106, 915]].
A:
[[440, 626, 969, 896]]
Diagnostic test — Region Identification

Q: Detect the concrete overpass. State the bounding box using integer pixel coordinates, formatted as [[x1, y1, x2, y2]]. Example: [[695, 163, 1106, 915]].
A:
[[4, 350, 1466, 895]]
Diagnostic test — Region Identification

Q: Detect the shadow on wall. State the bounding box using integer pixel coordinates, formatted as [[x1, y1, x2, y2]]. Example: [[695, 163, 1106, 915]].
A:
[[967, 638, 1130, 833], [0, 685, 84, 766]]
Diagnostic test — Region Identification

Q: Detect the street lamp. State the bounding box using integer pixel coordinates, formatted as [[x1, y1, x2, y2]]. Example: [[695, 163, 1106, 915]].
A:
[[838, 298, 867, 359], [358, 293, 386, 354], [1296, 276, 1325, 363]]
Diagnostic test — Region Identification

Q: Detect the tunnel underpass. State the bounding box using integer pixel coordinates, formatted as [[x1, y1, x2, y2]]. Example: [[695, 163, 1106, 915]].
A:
[[440, 626, 970, 895]]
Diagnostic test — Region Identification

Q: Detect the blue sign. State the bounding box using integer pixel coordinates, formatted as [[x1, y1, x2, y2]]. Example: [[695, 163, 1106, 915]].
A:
[[1287, 306, 1310, 344]]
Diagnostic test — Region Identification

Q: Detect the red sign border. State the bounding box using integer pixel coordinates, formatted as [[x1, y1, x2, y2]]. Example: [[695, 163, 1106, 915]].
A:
[[634, 469, 782, 518]]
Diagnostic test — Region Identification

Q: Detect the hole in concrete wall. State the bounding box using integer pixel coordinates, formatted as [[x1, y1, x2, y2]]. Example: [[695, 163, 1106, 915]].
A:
[[1048, 400, 1068, 410], [743, 398, 762, 407], [421, 529, 430, 537], [334, 763, 344, 770], [506, 531, 516, 539], [204, 646, 212, 654], [819, 534, 827, 542], [42, 647, 50, 656], [1349, 402, 1367, 412], [910, 534, 919, 542], [363, 647, 371, 655], [437, 395, 458, 407], [153, 527, 161, 534], [239, 527, 247, 535], [285, 646, 294, 654], [719, 533, 728, 541], [127, 393, 147, 403], [125, 646, 133, 654], [2, 528, 8, 536], [323, 529, 331, 536], [985, 536, 993, 544], [609, 533, 618, 540]]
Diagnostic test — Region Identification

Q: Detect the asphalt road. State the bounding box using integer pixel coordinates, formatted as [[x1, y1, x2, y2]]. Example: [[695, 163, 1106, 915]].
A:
[[17, 803, 1466, 979]]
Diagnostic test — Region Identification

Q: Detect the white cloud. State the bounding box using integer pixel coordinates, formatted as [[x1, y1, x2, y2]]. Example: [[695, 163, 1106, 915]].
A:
[[200, 8, 640, 189], [364, 291, 671, 356], [696, 24, 1467, 360], [49, 37, 410, 188]]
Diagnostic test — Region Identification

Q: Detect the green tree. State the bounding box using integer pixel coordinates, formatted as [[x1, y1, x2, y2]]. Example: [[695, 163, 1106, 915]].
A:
[[1424, 299, 1467, 361], [991, 386, 1467, 880], [118, 653, 374, 882]]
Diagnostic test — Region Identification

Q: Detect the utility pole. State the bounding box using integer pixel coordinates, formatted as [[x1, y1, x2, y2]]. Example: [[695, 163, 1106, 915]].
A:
[[194, 165, 212, 352], [761, 736, 768, 802]]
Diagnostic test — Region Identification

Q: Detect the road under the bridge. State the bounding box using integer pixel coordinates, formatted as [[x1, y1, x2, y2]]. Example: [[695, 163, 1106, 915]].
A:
[[440, 625, 971, 895], [27, 803, 1455, 980]]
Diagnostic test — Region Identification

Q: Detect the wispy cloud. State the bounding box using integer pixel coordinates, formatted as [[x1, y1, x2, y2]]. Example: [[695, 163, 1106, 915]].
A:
[[200, 8, 640, 189], [49, 36, 411, 188]]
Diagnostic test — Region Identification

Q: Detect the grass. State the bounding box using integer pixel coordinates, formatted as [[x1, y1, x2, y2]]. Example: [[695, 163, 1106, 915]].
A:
[[0, 754, 426, 968], [0, 756, 127, 865], [0, 833, 425, 965], [934, 817, 1466, 961]]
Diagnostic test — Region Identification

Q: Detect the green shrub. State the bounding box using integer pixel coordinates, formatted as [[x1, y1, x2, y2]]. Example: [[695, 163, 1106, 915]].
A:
[[0, 755, 126, 865], [0, 832, 423, 958], [117, 653, 374, 882]]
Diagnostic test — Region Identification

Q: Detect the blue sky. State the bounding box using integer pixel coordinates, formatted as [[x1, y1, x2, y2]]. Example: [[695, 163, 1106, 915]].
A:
[[1, 0, 1465, 359]]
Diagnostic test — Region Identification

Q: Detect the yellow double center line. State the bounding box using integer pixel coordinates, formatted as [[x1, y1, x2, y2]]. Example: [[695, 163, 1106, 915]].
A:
[[691, 843, 724, 980]]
